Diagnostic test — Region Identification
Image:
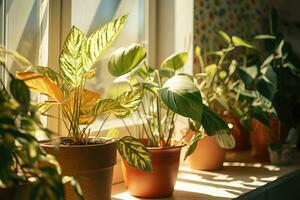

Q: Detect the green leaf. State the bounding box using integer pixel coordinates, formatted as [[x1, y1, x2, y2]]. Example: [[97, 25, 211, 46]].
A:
[[184, 132, 204, 160], [86, 14, 128, 70], [254, 34, 276, 40], [108, 43, 147, 77], [159, 74, 203, 122], [260, 54, 274, 69], [256, 66, 277, 101], [59, 26, 87, 87], [201, 105, 230, 136], [117, 89, 143, 113], [117, 136, 152, 172], [10, 78, 30, 110], [215, 133, 235, 149], [238, 65, 258, 87], [161, 52, 188, 71], [216, 30, 231, 44], [93, 98, 129, 118], [232, 36, 255, 49]]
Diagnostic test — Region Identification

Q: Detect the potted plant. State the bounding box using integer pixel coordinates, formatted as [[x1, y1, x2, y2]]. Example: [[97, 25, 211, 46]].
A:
[[16, 15, 139, 200], [106, 43, 234, 197], [193, 31, 257, 151], [0, 52, 82, 200], [236, 10, 300, 162]]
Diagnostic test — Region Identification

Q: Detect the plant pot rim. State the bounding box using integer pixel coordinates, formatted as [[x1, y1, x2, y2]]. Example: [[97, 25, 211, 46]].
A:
[[146, 143, 186, 150], [40, 137, 116, 148]]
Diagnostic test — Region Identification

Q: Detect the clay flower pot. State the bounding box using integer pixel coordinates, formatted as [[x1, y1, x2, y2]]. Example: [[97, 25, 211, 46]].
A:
[[250, 118, 289, 162], [121, 145, 184, 198], [187, 135, 226, 171], [222, 115, 249, 151], [42, 139, 117, 200]]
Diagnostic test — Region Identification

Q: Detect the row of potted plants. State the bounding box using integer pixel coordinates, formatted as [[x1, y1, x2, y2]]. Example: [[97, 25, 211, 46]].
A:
[[2, 14, 235, 199], [1, 10, 299, 200], [191, 8, 300, 167]]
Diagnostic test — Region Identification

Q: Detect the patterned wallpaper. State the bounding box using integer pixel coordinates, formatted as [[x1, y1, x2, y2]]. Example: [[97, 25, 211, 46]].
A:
[[194, 0, 270, 54]]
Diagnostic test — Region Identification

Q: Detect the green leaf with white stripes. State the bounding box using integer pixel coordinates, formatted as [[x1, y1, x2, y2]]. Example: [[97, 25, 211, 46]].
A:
[[86, 14, 128, 71], [59, 26, 87, 87], [93, 98, 130, 118], [117, 136, 152, 172]]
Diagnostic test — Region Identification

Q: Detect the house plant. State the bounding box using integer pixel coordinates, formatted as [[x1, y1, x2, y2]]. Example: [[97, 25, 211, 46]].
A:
[[193, 31, 257, 151], [0, 51, 82, 200], [235, 10, 300, 163], [107, 43, 235, 197], [16, 14, 152, 200]]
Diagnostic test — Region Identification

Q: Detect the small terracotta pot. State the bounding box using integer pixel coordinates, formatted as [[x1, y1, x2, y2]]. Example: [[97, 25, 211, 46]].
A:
[[187, 135, 226, 171], [0, 184, 30, 200], [223, 115, 249, 151], [121, 144, 183, 198], [42, 139, 116, 200], [250, 118, 289, 162]]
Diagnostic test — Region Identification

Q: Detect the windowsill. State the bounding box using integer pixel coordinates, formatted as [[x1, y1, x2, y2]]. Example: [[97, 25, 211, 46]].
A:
[[111, 151, 300, 200]]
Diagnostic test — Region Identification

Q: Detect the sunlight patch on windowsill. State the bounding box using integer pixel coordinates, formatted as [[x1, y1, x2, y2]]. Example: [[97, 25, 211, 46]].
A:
[[174, 181, 239, 198]]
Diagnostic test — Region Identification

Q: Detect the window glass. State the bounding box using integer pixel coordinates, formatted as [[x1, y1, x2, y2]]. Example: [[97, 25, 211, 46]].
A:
[[4, 0, 48, 71], [71, 0, 146, 96]]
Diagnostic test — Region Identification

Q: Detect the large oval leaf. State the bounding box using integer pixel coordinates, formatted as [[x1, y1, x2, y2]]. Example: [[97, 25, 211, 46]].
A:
[[160, 52, 188, 71], [108, 43, 147, 77], [117, 136, 152, 172], [159, 74, 203, 122], [86, 14, 128, 70], [201, 105, 230, 136], [16, 71, 63, 102], [59, 26, 87, 87]]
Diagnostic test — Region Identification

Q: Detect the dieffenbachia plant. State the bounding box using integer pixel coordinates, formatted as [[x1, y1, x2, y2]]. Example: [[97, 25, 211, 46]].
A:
[[15, 15, 153, 172], [16, 15, 129, 143], [106, 43, 235, 168]]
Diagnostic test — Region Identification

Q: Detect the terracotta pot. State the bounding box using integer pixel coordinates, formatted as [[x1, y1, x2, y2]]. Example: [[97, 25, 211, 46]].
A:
[[0, 184, 30, 200], [223, 115, 249, 151], [121, 145, 183, 198], [250, 118, 289, 162], [187, 135, 226, 171], [42, 139, 117, 200]]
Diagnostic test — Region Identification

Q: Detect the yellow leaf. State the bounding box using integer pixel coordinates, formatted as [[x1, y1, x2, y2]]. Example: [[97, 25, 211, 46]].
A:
[[16, 71, 63, 102], [204, 64, 217, 75], [64, 89, 100, 124]]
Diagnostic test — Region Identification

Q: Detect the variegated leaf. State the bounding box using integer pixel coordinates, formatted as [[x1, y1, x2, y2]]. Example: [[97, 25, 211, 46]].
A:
[[117, 136, 152, 172], [117, 89, 143, 113], [93, 98, 129, 119], [59, 26, 87, 87], [86, 14, 128, 71]]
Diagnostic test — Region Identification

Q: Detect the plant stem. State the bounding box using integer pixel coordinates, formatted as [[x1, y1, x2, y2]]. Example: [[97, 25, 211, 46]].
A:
[[122, 119, 132, 136], [94, 114, 110, 139]]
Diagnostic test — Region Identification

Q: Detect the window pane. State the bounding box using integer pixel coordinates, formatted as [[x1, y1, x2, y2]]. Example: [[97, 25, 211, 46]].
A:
[[4, 0, 48, 71], [71, 0, 146, 96]]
